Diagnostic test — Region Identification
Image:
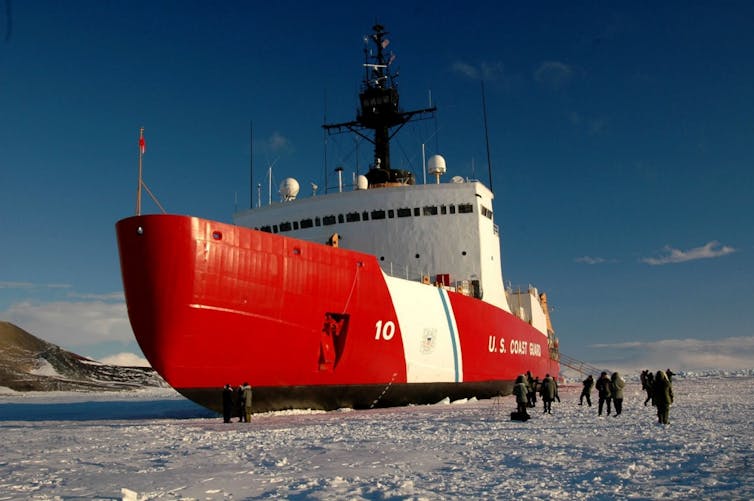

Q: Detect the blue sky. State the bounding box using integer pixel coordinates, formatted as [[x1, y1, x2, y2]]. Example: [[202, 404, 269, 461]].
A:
[[1, 1, 753, 372]]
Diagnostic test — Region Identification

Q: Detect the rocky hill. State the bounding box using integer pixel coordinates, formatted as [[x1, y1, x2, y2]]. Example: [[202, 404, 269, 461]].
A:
[[0, 321, 168, 392]]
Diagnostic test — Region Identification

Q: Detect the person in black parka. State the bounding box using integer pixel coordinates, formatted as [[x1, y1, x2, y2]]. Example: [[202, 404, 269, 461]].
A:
[[654, 370, 674, 424], [580, 374, 594, 406], [222, 384, 234, 423], [540, 374, 556, 414], [512, 375, 530, 420], [644, 371, 655, 406], [595, 371, 612, 416]]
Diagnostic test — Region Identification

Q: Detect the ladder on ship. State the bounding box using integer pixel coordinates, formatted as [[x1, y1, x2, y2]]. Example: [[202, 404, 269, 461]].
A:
[[558, 353, 608, 377]]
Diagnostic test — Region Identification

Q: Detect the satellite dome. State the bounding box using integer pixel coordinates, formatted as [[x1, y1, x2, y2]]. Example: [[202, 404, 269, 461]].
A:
[[427, 154, 447, 175], [279, 178, 300, 201], [356, 175, 368, 190]]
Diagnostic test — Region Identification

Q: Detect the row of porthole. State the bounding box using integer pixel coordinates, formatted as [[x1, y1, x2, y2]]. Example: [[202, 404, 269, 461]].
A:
[[255, 202, 483, 235], [379, 251, 468, 261]]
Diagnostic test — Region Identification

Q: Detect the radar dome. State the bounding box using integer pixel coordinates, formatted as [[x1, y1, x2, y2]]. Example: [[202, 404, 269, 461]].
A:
[[427, 155, 447, 175], [356, 175, 368, 190], [279, 178, 300, 201]]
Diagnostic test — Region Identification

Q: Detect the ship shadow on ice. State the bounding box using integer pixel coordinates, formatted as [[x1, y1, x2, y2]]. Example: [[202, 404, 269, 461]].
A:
[[0, 399, 216, 421]]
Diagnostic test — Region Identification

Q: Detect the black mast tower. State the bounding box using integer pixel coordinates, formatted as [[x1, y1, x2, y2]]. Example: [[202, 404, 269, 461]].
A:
[[323, 24, 436, 187]]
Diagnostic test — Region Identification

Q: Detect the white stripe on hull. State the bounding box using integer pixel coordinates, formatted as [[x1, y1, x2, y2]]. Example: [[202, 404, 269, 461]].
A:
[[384, 274, 463, 383]]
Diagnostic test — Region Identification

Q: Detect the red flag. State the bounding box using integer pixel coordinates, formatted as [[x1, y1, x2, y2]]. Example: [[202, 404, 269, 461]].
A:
[[139, 136, 146, 154]]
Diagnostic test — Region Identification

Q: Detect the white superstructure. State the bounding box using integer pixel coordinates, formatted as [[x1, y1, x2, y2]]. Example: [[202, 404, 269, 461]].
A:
[[233, 179, 512, 313]]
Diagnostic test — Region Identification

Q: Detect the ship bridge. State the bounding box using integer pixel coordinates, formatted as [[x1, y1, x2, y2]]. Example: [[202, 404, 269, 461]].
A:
[[233, 180, 512, 313]]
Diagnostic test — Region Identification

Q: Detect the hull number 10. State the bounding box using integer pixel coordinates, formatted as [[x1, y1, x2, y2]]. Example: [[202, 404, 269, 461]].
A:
[[375, 320, 396, 340]]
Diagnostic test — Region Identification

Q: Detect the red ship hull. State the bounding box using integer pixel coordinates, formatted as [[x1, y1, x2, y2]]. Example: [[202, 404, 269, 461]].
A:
[[116, 214, 559, 413]]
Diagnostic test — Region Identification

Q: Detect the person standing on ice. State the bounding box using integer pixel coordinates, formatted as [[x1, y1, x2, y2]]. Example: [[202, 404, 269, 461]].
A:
[[653, 370, 674, 424], [222, 384, 234, 423], [611, 371, 625, 416], [512, 375, 529, 418], [526, 371, 536, 408], [236, 384, 246, 422], [241, 382, 253, 422], [596, 371, 612, 416], [644, 371, 655, 406], [579, 374, 594, 406], [540, 374, 556, 414]]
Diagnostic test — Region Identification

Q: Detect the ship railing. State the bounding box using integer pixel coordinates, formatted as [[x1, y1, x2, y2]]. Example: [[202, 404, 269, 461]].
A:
[[558, 352, 608, 377], [379, 261, 476, 297]]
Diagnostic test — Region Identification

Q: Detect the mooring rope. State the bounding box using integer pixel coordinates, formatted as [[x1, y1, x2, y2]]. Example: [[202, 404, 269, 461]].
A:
[[370, 372, 398, 409]]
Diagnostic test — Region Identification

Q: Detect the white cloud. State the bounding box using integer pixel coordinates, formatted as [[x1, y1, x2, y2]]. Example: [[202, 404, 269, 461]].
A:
[[99, 352, 150, 367], [451, 60, 509, 82], [268, 131, 290, 152], [1, 299, 132, 348], [66, 292, 125, 301], [586, 336, 754, 373], [575, 256, 607, 265], [451, 61, 479, 80], [0, 281, 72, 290], [641, 241, 735, 265], [534, 61, 573, 89], [569, 112, 608, 135]]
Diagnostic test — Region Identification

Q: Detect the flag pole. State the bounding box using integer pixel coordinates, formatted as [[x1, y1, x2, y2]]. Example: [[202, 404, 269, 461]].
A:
[[136, 127, 145, 215]]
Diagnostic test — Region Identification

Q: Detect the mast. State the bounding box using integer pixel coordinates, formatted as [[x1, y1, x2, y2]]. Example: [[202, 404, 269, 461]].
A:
[[323, 24, 436, 187], [136, 127, 145, 215]]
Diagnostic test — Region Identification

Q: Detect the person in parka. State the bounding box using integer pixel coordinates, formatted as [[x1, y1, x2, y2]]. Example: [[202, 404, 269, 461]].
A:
[[540, 374, 557, 414], [644, 371, 655, 406], [526, 371, 537, 408], [580, 374, 594, 406], [653, 370, 674, 424], [512, 375, 530, 417], [222, 384, 234, 423], [611, 371, 626, 416], [241, 382, 253, 423], [595, 371, 612, 416]]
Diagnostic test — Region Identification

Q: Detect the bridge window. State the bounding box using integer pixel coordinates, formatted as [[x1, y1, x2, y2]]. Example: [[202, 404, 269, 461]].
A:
[[279, 222, 292, 232], [323, 215, 336, 226], [423, 206, 438, 216], [397, 208, 411, 218], [300, 218, 313, 229], [458, 203, 473, 214], [371, 209, 385, 220], [346, 212, 361, 222]]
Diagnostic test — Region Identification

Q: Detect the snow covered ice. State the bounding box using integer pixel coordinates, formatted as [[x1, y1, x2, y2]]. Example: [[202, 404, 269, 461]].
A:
[[1, 376, 753, 500]]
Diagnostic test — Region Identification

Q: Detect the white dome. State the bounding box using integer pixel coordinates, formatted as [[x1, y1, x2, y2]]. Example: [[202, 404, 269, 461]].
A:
[[279, 178, 300, 201], [427, 154, 447, 175], [356, 175, 368, 190]]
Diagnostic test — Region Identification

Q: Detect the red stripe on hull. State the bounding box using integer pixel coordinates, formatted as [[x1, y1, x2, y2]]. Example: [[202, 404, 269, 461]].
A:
[[448, 292, 559, 380]]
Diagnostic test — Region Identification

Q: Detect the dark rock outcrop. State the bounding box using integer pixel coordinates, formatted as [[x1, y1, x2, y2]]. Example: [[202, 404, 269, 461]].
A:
[[0, 321, 168, 392]]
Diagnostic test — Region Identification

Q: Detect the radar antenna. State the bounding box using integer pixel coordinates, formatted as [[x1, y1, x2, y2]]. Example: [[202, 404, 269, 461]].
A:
[[323, 24, 436, 187]]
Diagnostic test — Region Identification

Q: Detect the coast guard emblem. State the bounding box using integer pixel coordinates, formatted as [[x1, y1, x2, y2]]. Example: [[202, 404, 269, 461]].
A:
[[420, 328, 437, 353]]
